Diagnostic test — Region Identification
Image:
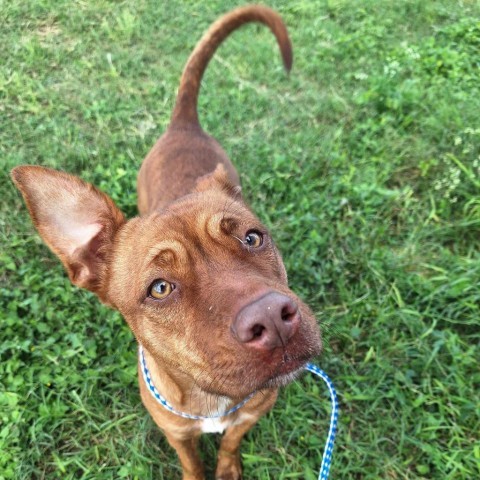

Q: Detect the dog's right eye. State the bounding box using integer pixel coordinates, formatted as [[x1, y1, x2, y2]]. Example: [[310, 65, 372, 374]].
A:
[[149, 279, 175, 299]]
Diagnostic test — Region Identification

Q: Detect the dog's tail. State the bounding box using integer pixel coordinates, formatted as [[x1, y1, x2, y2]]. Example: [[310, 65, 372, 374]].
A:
[[170, 5, 292, 126]]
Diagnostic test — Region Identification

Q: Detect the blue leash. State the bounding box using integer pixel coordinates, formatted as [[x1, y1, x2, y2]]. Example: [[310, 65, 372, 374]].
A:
[[305, 363, 339, 480], [140, 346, 338, 479]]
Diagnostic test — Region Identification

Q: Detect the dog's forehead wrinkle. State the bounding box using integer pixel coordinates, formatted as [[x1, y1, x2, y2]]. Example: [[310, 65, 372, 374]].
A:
[[146, 240, 187, 266]]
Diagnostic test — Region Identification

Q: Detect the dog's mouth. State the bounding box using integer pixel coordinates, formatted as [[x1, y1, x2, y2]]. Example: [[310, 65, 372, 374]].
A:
[[258, 350, 315, 387], [262, 366, 305, 388], [263, 344, 318, 382], [194, 350, 313, 399]]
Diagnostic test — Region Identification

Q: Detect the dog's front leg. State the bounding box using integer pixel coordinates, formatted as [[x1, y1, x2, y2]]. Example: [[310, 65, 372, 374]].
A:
[[164, 432, 204, 480], [215, 418, 259, 480]]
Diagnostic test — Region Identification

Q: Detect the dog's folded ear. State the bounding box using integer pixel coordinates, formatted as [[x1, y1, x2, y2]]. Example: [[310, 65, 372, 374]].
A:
[[11, 166, 125, 300], [195, 163, 242, 198]]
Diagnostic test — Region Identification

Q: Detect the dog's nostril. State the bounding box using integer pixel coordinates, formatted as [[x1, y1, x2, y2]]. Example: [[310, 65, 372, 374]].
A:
[[281, 303, 297, 322], [251, 324, 265, 338]]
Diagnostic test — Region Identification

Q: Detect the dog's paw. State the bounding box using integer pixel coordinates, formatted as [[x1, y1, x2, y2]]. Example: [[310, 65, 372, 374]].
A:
[[182, 474, 205, 480], [215, 450, 242, 480], [215, 474, 242, 480], [182, 473, 205, 480]]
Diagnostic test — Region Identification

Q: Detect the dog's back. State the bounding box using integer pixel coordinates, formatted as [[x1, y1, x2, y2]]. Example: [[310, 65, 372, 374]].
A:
[[137, 5, 292, 214]]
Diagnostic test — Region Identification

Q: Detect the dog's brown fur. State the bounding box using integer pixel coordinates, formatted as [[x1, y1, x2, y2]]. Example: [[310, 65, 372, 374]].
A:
[[11, 6, 321, 479]]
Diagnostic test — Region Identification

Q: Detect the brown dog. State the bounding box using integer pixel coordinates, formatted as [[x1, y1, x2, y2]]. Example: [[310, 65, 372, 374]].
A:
[[11, 5, 321, 480]]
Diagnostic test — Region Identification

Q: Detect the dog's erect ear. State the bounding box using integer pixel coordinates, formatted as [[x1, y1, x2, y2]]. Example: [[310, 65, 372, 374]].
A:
[[11, 166, 125, 300], [195, 163, 242, 197]]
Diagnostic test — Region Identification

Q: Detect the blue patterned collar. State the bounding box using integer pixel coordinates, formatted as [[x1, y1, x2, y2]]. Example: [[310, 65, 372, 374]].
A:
[[138, 345, 257, 420]]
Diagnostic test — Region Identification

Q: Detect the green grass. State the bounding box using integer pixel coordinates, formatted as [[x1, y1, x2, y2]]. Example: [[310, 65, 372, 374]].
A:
[[1, 0, 480, 478]]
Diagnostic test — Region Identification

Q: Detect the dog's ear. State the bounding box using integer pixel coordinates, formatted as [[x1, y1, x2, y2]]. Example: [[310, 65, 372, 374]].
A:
[[195, 163, 242, 197], [11, 166, 125, 300]]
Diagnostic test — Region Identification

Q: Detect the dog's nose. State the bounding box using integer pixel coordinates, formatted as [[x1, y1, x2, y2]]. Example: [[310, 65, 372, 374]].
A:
[[232, 292, 300, 350]]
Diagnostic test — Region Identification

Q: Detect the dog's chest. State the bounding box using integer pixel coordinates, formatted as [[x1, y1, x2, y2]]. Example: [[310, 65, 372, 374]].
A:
[[197, 397, 230, 433], [197, 398, 253, 434], [199, 413, 253, 434], [200, 417, 229, 434]]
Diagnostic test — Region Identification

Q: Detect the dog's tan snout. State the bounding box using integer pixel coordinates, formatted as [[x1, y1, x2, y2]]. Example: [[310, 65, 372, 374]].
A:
[[232, 292, 300, 350]]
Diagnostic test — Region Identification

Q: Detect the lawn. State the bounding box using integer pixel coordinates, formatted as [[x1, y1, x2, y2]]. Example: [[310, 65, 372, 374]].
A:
[[1, 0, 479, 479]]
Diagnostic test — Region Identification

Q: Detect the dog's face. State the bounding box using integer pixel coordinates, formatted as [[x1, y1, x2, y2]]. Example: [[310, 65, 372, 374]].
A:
[[12, 165, 321, 399], [110, 190, 321, 397]]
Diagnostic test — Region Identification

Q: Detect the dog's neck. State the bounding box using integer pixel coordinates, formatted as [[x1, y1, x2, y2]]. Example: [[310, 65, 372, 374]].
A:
[[140, 345, 239, 418]]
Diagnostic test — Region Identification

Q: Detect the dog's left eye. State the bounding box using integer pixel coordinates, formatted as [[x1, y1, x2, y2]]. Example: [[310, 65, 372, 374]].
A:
[[244, 230, 263, 248]]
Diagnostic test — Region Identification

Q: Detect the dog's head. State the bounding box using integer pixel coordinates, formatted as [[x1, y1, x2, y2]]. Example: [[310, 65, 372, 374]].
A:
[[12, 165, 321, 398]]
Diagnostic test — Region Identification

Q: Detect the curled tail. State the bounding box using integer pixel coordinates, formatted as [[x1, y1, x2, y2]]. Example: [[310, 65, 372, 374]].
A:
[[171, 5, 292, 126]]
